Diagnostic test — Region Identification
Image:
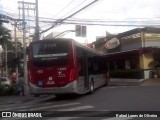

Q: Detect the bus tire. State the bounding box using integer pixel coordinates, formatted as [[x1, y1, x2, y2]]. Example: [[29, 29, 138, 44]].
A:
[[55, 94, 63, 98], [34, 94, 40, 97], [89, 80, 94, 94]]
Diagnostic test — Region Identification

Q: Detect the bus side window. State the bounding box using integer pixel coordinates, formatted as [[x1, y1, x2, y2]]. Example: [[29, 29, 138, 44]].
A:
[[94, 63, 98, 72], [78, 59, 83, 76], [88, 59, 92, 74], [78, 61, 82, 73], [89, 58, 96, 74]]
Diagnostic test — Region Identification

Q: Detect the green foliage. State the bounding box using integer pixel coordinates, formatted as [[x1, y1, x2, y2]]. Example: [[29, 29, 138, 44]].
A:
[[109, 69, 144, 79], [0, 84, 19, 96], [0, 25, 23, 69], [0, 24, 14, 68], [0, 25, 11, 45], [148, 61, 160, 69]]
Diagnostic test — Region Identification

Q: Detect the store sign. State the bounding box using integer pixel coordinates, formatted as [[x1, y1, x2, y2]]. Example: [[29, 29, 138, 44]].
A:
[[105, 37, 120, 49]]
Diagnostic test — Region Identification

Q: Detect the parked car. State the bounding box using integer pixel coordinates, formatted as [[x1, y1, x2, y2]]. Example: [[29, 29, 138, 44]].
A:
[[0, 77, 12, 89]]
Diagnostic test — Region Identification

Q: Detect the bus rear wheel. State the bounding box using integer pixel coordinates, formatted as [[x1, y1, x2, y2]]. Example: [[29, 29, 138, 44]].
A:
[[34, 94, 40, 97], [89, 80, 94, 94]]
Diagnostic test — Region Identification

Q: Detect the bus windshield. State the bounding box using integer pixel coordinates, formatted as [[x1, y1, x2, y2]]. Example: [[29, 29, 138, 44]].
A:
[[31, 41, 69, 67]]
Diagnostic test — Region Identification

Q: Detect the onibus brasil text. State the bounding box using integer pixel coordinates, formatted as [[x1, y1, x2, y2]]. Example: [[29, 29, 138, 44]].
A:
[[2, 112, 42, 118]]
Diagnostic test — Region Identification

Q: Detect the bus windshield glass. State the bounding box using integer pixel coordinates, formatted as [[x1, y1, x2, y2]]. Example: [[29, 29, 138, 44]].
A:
[[32, 41, 69, 67]]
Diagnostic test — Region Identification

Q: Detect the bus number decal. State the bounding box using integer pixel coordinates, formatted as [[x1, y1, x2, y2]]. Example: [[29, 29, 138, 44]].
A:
[[58, 67, 66, 70], [37, 70, 43, 74], [58, 67, 66, 77], [58, 71, 66, 77]]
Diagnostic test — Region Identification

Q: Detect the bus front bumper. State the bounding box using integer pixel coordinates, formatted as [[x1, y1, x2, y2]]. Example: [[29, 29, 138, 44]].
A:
[[28, 81, 78, 95]]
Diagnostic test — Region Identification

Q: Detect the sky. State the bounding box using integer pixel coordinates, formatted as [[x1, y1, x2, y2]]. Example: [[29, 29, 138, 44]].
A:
[[1, 0, 160, 43]]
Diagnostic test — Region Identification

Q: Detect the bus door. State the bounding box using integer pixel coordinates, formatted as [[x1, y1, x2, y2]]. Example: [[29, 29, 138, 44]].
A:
[[83, 54, 89, 91], [77, 48, 89, 91]]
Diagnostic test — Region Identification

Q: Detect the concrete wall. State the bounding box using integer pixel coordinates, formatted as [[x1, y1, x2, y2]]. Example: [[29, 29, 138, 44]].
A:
[[139, 53, 153, 79]]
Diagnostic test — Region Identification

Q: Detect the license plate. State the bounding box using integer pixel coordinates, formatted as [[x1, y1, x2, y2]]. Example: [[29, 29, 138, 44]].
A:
[[38, 80, 43, 86]]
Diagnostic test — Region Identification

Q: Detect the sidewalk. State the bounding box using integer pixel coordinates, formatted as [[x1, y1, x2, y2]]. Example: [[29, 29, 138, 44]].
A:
[[109, 78, 160, 86], [141, 79, 160, 86], [0, 95, 34, 105], [109, 78, 143, 86], [0, 94, 54, 105]]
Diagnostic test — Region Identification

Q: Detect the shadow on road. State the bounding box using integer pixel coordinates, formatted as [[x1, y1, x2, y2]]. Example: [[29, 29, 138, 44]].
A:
[[37, 94, 83, 103]]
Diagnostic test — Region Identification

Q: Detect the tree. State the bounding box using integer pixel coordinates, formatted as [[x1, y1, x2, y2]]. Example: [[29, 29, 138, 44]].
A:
[[0, 24, 14, 70], [148, 61, 160, 78], [8, 41, 23, 69], [148, 61, 159, 69], [0, 24, 12, 45]]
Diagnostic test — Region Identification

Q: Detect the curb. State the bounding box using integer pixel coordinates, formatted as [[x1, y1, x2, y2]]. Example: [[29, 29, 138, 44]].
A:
[[109, 78, 143, 86], [0, 95, 33, 104], [0, 95, 54, 105], [109, 82, 140, 86], [109, 78, 160, 86]]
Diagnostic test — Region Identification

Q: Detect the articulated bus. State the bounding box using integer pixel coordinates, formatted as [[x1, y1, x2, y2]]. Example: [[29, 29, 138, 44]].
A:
[[28, 38, 109, 96]]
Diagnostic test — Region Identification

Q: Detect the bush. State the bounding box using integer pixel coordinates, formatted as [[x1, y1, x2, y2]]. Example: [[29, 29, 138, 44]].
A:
[[149, 61, 160, 69], [0, 84, 19, 96], [109, 69, 144, 79]]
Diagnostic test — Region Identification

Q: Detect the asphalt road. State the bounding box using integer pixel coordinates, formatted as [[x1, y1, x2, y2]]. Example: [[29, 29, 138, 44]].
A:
[[80, 85, 160, 111], [1, 84, 160, 120]]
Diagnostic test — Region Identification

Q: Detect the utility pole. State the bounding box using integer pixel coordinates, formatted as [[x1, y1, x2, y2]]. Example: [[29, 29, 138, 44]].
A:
[[18, 1, 28, 95], [35, 0, 39, 41], [18, 0, 39, 95], [18, 1, 38, 40], [13, 20, 19, 82], [22, 1, 28, 94], [5, 44, 8, 77]]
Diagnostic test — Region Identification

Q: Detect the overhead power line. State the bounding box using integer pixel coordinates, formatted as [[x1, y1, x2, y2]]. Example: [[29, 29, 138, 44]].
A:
[[62, 22, 160, 27], [53, 0, 75, 19], [33, 18, 160, 28], [58, 0, 86, 19], [40, 0, 99, 34], [53, 30, 75, 38]]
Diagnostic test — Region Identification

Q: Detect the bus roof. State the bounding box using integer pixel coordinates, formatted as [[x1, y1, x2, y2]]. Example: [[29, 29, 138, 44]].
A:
[[30, 38, 104, 57], [74, 40, 104, 57]]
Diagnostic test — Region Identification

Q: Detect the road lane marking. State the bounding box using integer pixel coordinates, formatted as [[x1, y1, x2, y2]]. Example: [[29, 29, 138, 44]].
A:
[[45, 106, 94, 120], [0, 105, 94, 120], [28, 102, 80, 111], [47, 117, 81, 120], [57, 105, 94, 111], [0, 102, 55, 111], [0, 100, 72, 111]]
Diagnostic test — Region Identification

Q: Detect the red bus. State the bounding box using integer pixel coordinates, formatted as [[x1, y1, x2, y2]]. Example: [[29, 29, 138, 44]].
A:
[[28, 38, 109, 96]]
